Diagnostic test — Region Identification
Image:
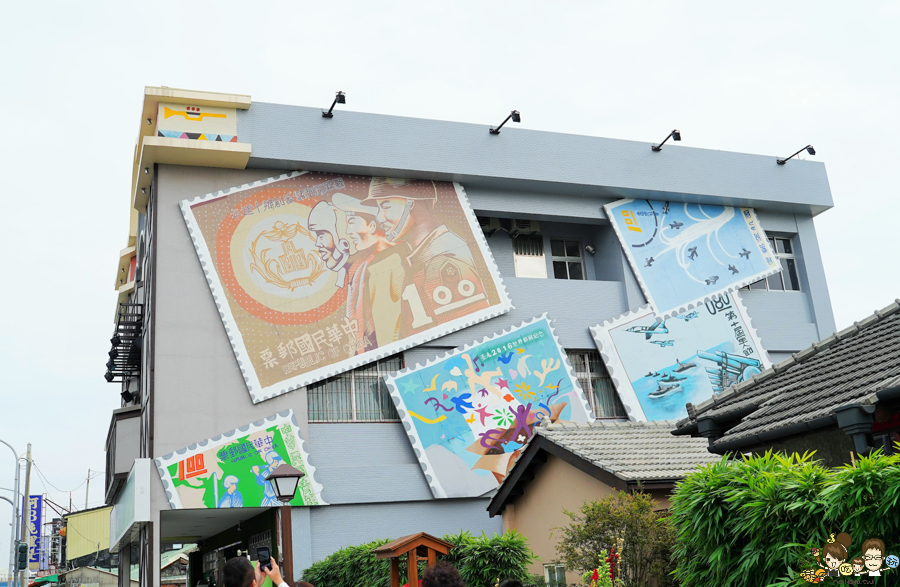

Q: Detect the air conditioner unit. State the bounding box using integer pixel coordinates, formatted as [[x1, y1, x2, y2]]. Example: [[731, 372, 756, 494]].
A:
[[477, 216, 502, 235], [510, 219, 540, 236]]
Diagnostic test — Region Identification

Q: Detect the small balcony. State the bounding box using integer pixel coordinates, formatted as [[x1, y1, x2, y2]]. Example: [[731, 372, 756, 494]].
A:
[[105, 405, 141, 505]]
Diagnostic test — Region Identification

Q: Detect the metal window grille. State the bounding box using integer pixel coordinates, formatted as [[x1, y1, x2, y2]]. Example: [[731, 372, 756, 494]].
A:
[[308, 354, 403, 422], [744, 237, 801, 292], [550, 239, 585, 280], [566, 350, 626, 419], [544, 563, 567, 587], [512, 234, 548, 278]]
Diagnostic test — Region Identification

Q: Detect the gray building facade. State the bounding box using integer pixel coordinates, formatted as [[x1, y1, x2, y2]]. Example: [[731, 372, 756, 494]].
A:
[[103, 87, 835, 587]]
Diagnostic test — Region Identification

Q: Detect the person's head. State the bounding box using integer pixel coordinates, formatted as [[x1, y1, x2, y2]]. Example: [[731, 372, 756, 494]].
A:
[[822, 542, 847, 569], [421, 562, 464, 587], [852, 557, 865, 572], [223, 557, 255, 587], [332, 193, 385, 251], [364, 178, 437, 243], [223, 475, 239, 494], [862, 538, 885, 572], [499, 580, 524, 587], [264, 451, 282, 468], [308, 202, 348, 268]]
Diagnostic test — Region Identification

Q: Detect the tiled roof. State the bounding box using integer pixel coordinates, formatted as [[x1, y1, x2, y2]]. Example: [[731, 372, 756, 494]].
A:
[[537, 420, 720, 481], [674, 299, 900, 449]]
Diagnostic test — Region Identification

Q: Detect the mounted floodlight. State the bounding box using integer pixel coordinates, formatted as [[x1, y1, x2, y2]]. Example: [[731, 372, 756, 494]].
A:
[[777, 145, 816, 165], [147, 118, 152, 125], [121, 389, 134, 403], [267, 463, 306, 502], [490, 110, 521, 134], [322, 91, 346, 118], [652, 129, 681, 151]]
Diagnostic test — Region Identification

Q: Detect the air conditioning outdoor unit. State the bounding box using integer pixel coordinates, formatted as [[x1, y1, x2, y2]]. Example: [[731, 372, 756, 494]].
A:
[[509, 219, 540, 236], [477, 216, 503, 235]]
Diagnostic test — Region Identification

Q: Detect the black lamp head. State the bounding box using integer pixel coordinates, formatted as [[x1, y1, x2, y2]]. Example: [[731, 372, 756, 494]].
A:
[[121, 390, 134, 403], [806, 145, 816, 156], [672, 130, 681, 141], [511, 110, 521, 123], [336, 91, 346, 105], [104, 372, 114, 383]]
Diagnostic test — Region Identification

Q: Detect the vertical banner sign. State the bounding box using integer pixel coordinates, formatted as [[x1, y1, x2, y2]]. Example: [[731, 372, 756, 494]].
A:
[[181, 172, 511, 403], [605, 199, 780, 319], [590, 292, 771, 421], [384, 315, 594, 499], [27, 495, 42, 570], [154, 410, 326, 509]]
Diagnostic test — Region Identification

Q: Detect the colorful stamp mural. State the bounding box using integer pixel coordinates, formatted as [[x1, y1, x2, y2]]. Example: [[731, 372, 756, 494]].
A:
[[384, 315, 594, 499], [605, 199, 780, 319], [180, 172, 511, 403], [156, 102, 238, 142], [154, 410, 326, 509], [590, 292, 770, 421]]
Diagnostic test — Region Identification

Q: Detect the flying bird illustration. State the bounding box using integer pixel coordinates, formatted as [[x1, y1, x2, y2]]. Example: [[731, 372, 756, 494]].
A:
[[739, 248, 751, 259], [728, 264, 739, 275], [423, 374, 440, 393], [649, 340, 675, 347], [441, 381, 458, 392], [450, 393, 474, 414], [644, 257, 655, 267], [705, 276, 719, 285], [669, 221, 683, 229], [688, 247, 699, 260], [498, 352, 515, 364]]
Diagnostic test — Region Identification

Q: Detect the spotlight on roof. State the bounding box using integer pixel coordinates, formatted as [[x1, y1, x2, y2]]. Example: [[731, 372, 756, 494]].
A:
[[147, 118, 152, 126], [490, 110, 521, 134], [777, 145, 816, 165], [322, 91, 346, 118], [652, 129, 681, 152]]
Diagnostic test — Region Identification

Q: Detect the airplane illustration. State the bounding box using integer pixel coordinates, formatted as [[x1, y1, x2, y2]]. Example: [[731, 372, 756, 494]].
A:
[[688, 247, 698, 260], [627, 321, 668, 340], [705, 276, 719, 285], [669, 221, 683, 229], [649, 340, 675, 347], [644, 257, 655, 267], [674, 311, 698, 321], [662, 202, 670, 214], [739, 248, 751, 259], [728, 264, 739, 275]]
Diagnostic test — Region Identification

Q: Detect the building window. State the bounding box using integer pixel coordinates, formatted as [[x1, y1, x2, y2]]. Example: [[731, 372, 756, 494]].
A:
[[551, 240, 585, 280], [743, 237, 801, 291], [566, 350, 626, 419], [544, 563, 567, 587], [307, 354, 403, 422], [512, 235, 548, 278]]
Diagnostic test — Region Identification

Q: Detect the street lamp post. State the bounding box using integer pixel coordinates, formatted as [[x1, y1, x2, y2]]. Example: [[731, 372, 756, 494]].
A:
[[0, 438, 20, 587]]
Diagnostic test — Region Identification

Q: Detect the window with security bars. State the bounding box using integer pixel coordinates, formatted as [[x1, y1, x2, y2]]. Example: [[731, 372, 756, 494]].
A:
[[743, 237, 801, 291], [566, 350, 626, 419], [307, 354, 403, 422], [512, 234, 548, 278]]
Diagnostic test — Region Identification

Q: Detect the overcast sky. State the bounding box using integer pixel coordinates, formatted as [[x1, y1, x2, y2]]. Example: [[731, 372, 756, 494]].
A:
[[1, 0, 898, 570]]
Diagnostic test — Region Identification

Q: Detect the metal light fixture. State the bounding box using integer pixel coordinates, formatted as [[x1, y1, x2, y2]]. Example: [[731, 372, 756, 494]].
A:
[[121, 389, 134, 403], [322, 91, 346, 118], [266, 463, 306, 502], [652, 129, 681, 151], [147, 118, 152, 126], [585, 245, 597, 255], [490, 110, 521, 134], [141, 188, 147, 194], [144, 167, 149, 175], [777, 145, 816, 165]]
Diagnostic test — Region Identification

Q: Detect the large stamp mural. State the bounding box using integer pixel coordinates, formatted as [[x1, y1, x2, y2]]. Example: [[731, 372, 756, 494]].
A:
[[605, 199, 780, 319], [181, 172, 511, 403], [384, 315, 594, 499], [154, 410, 326, 509], [590, 292, 770, 421]]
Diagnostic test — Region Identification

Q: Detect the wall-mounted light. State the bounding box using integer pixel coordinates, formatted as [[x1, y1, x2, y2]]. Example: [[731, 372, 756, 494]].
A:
[[144, 167, 149, 175], [777, 145, 816, 165], [147, 118, 152, 126], [322, 91, 346, 118], [141, 188, 147, 195], [490, 110, 521, 134], [585, 245, 597, 255], [652, 129, 681, 151], [121, 389, 134, 403]]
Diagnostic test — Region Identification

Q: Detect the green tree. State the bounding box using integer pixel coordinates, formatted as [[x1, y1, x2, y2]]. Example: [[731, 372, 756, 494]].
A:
[[555, 491, 677, 587]]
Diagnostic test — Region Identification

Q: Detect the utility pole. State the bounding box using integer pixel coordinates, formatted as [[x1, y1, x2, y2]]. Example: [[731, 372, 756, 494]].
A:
[[19, 444, 31, 587], [84, 469, 90, 510], [0, 438, 20, 587]]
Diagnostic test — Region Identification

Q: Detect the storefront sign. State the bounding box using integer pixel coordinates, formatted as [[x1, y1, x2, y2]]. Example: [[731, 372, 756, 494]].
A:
[[385, 315, 593, 498], [154, 410, 326, 509], [181, 172, 511, 403], [605, 199, 779, 319], [26, 495, 41, 570], [590, 292, 770, 421]]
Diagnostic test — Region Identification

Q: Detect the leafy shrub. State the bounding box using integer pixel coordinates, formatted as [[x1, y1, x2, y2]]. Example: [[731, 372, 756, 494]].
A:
[[669, 449, 900, 587], [554, 491, 677, 587], [301, 530, 534, 587]]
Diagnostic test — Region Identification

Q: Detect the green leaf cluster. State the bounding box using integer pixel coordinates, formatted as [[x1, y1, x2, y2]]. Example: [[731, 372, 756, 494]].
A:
[[554, 491, 677, 587], [300, 530, 535, 587], [669, 449, 900, 586]]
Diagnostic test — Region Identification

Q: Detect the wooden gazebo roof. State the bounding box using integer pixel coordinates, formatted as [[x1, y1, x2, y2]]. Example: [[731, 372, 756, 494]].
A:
[[373, 532, 454, 559]]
